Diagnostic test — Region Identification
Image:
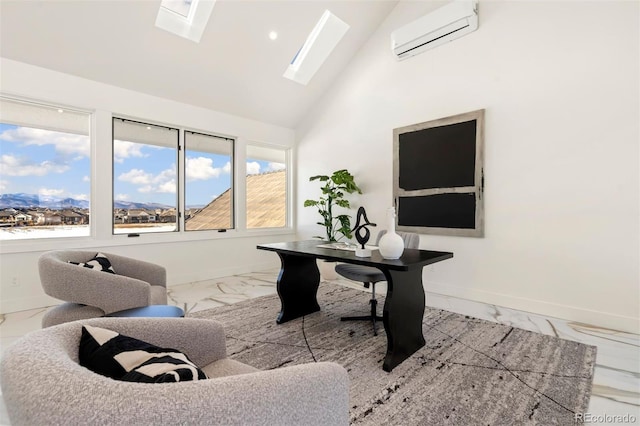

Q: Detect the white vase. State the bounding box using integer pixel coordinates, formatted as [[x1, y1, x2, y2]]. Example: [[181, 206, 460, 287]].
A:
[[378, 207, 404, 260], [317, 259, 339, 280]]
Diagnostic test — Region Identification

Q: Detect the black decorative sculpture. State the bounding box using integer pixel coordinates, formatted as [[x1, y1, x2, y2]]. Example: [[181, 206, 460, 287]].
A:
[[352, 207, 376, 257]]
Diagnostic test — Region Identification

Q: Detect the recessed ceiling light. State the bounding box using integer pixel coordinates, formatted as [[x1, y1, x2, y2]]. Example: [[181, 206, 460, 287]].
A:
[[57, 109, 64, 113], [269, 31, 278, 40]]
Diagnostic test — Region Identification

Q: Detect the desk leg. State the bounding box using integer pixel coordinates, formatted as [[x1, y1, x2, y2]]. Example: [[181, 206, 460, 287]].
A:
[[382, 268, 426, 372], [276, 253, 321, 324]]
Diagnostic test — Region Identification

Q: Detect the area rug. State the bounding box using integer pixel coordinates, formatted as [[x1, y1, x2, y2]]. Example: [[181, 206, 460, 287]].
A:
[[190, 283, 597, 425]]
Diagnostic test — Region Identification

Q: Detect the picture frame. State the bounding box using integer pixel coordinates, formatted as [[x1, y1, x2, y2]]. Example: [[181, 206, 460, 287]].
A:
[[393, 109, 485, 237]]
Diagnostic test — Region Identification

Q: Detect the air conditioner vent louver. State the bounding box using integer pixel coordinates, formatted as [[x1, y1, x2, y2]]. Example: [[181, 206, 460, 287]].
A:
[[391, 0, 478, 60]]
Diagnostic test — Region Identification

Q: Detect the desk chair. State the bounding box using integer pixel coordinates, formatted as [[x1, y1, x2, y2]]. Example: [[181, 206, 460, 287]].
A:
[[336, 231, 420, 335]]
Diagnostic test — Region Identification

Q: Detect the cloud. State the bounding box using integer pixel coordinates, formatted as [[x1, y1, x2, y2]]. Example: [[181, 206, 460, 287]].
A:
[[157, 179, 176, 193], [266, 162, 285, 172], [246, 161, 261, 175], [246, 161, 285, 175], [118, 166, 176, 194], [115, 193, 130, 201], [33, 187, 88, 200], [82, 176, 90, 182], [0, 180, 8, 191], [0, 154, 70, 177], [113, 140, 148, 163], [38, 188, 65, 197], [0, 127, 89, 158], [185, 156, 230, 181], [118, 168, 153, 185]]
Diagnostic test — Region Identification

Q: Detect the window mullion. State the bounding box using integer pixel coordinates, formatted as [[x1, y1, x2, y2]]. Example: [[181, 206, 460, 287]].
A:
[[177, 128, 184, 232], [235, 137, 247, 232], [93, 110, 113, 240]]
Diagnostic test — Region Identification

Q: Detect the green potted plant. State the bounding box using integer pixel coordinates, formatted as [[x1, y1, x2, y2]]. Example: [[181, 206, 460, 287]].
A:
[[304, 169, 362, 242]]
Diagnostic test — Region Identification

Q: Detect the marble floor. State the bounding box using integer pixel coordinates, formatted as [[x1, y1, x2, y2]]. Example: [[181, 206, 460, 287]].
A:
[[1, 269, 638, 425]]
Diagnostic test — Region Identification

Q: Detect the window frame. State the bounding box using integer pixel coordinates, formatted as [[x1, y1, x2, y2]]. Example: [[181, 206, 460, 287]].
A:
[[245, 141, 290, 230], [183, 128, 236, 232], [0, 102, 294, 255], [112, 117, 181, 236], [0, 94, 94, 244]]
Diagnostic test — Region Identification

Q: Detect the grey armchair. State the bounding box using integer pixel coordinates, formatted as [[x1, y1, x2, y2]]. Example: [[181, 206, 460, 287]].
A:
[[39, 250, 168, 327], [0, 317, 349, 426]]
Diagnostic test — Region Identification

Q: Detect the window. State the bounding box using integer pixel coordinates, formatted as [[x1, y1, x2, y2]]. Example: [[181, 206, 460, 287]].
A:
[[184, 131, 234, 231], [0, 97, 91, 240], [160, 0, 195, 18], [155, 0, 215, 43], [113, 118, 178, 234], [246, 144, 287, 229], [1, 101, 290, 245]]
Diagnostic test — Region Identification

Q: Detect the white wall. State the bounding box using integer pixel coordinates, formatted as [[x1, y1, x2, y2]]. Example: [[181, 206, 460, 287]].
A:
[[0, 58, 295, 314], [296, 1, 639, 333]]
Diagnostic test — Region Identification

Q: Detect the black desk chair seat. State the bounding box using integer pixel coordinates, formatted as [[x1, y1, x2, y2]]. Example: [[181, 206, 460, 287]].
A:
[[336, 231, 420, 336], [335, 263, 385, 284]]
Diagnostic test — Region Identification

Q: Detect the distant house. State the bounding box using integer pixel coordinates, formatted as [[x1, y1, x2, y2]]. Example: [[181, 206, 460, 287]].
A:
[[126, 209, 156, 223], [28, 211, 45, 225], [159, 208, 177, 223], [43, 212, 62, 225], [0, 210, 16, 226], [77, 210, 90, 225], [13, 213, 30, 225], [127, 209, 148, 223], [60, 210, 84, 225], [113, 209, 127, 224]]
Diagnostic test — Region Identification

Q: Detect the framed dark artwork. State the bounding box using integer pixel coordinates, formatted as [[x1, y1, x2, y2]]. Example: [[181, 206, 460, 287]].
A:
[[393, 109, 485, 237]]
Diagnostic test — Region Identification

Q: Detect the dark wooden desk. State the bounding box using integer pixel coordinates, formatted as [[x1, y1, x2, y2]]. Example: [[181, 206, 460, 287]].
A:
[[257, 240, 453, 371]]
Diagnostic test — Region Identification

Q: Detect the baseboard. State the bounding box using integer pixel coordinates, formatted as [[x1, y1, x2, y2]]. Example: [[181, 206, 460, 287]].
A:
[[425, 280, 639, 335]]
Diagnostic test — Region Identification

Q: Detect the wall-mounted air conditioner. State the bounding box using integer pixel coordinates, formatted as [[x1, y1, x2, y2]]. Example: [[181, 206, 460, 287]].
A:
[[391, 0, 478, 60]]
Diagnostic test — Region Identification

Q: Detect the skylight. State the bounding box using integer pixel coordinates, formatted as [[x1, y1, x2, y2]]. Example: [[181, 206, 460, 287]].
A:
[[155, 0, 215, 43], [283, 10, 350, 86], [160, 0, 195, 18]]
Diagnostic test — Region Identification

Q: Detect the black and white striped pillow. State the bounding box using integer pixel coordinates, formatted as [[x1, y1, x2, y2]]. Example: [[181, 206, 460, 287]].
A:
[[79, 325, 207, 383], [69, 252, 116, 274]]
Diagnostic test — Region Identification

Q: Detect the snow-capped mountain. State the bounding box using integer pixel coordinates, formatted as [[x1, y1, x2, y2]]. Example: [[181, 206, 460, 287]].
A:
[[0, 193, 89, 209], [0, 193, 170, 210]]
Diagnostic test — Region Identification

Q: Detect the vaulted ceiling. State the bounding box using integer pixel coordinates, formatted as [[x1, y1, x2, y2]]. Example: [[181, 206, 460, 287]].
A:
[[0, 0, 399, 128]]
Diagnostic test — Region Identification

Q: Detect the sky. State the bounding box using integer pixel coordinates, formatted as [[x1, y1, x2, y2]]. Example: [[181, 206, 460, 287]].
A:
[[0, 123, 91, 202], [0, 123, 285, 208]]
